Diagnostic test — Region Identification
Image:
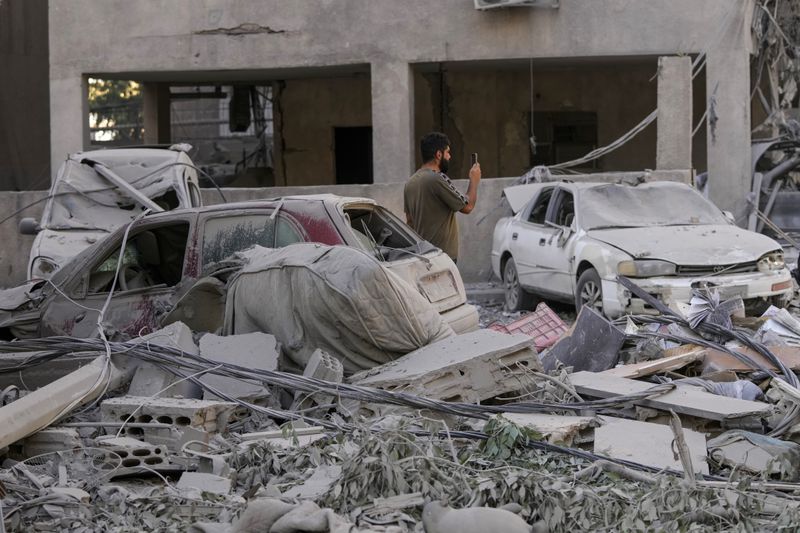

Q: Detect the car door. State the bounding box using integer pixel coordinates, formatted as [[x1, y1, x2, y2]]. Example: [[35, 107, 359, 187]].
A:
[[533, 187, 578, 297], [508, 187, 557, 291], [40, 216, 197, 338]]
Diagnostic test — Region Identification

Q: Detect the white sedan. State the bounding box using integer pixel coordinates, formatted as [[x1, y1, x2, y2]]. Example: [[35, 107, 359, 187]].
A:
[[491, 181, 794, 317]]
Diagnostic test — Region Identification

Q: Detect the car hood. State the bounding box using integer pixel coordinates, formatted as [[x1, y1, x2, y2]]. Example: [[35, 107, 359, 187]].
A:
[[587, 225, 781, 265]]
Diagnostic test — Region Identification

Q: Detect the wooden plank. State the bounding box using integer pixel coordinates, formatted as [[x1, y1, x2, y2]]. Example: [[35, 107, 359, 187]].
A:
[[600, 348, 706, 379], [701, 345, 800, 373], [594, 417, 709, 475], [569, 371, 772, 422]]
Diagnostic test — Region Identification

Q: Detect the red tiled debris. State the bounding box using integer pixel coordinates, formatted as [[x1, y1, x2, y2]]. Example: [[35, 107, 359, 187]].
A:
[[488, 303, 568, 351]]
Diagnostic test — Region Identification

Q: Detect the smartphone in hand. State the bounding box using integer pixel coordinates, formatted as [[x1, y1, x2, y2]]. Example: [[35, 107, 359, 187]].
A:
[[471, 153, 478, 166]]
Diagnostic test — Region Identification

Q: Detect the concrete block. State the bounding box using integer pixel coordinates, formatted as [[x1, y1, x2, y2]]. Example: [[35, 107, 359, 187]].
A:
[[128, 322, 202, 399], [101, 396, 237, 436], [350, 330, 541, 403], [198, 332, 279, 401], [10, 428, 82, 460], [291, 349, 343, 411], [493, 413, 598, 447], [97, 436, 170, 470]]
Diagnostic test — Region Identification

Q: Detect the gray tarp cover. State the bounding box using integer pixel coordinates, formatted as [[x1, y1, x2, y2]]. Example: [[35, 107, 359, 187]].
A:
[[223, 244, 455, 373]]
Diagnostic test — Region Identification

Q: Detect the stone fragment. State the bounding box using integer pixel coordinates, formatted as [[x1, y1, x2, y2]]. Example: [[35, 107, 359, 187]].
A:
[[198, 332, 279, 401], [350, 330, 541, 403], [127, 322, 202, 399]]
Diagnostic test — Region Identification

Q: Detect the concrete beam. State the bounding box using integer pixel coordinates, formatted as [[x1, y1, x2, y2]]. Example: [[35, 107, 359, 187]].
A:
[[657, 56, 692, 170], [142, 82, 172, 144], [705, 0, 755, 223], [49, 75, 88, 181], [0, 356, 131, 450], [371, 61, 414, 183]]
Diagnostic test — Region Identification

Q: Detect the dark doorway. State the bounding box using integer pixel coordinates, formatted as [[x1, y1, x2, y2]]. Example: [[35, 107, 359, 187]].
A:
[[334, 127, 373, 184], [530, 112, 598, 170]]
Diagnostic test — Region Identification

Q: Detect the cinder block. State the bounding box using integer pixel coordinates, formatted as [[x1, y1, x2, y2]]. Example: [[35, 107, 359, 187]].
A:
[[97, 436, 170, 470], [101, 396, 237, 436], [350, 330, 541, 403], [198, 332, 279, 401], [127, 322, 203, 399], [291, 349, 343, 411]]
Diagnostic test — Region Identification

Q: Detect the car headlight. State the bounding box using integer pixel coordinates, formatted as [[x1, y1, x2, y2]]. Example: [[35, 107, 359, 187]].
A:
[[758, 251, 785, 272], [31, 257, 60, 278], [617, 260, 676, 278]]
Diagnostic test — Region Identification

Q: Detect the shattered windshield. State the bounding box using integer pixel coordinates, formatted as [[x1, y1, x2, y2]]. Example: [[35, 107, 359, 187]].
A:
[[579, 183, 729, 230]]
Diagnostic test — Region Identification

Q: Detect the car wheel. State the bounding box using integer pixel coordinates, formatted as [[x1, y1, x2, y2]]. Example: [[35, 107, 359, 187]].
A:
[[503, 257, 536, 312], [575, 268, 603, 314]]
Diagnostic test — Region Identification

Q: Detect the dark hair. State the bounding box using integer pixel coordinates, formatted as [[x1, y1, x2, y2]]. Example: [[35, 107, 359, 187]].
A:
[[420, 132, 450, 163]]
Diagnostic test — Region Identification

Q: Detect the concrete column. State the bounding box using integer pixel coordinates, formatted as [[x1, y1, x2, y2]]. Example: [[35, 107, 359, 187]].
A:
[[657, 56, 692, 170], [371, 61, 414, 184], [143, 82, 172, 144], [49, 75, 89, 180], [705, 1, 754, 223]]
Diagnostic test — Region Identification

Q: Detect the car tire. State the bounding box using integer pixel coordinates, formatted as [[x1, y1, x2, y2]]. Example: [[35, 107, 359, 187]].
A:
[[503, 257, 536, 312], [575, 268, 604, 315]]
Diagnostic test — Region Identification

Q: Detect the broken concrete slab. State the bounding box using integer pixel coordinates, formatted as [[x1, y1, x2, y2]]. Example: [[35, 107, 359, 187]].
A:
[[708, 430, 800, 478], [127, 322, 203, 399], [493, 413, 598, 446], [541, 307, 625, 372], [569, 371, 772, 423], [177, 472, 233, 495], [282, 464, 342, 499], [349, 329, 541, 403], [594, 417, 709, 475], [198, 332, 279, 402]]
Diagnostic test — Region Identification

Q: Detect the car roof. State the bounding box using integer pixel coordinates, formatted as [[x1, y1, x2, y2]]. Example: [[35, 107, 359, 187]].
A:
[[502, 180, 694, 214], [139, 194, 377, 219]]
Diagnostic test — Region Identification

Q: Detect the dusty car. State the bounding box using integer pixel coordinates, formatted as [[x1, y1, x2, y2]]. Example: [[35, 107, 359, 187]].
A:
[[1, 195, 478, 340], [19, 145, 203, 279], [491, 181, 794, 317]]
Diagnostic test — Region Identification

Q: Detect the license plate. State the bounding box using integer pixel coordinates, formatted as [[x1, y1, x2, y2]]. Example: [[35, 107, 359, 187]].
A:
[[418, 271, 458, 303], [717, 285, 747, 299]]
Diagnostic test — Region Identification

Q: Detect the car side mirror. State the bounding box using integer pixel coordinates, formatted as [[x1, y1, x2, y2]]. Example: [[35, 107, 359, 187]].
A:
[[721, 210, 735, 224], [19, 217, 40, 235]]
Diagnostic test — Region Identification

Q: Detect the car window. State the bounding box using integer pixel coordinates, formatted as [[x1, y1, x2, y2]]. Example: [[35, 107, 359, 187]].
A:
[[87, 222, 190, 294], [548, 190, 575, 227], [527, 188, 554, 225], [202, 214, 304, 267]]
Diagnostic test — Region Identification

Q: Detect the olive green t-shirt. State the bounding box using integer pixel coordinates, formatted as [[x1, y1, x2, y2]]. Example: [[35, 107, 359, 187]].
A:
[[403, 168, 467, 260]]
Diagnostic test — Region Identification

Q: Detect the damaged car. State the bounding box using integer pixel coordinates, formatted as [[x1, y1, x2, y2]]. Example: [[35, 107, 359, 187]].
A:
[[491, 181, 794, 317], [19, 145, 204, 279], [1, 195, 478, 340]]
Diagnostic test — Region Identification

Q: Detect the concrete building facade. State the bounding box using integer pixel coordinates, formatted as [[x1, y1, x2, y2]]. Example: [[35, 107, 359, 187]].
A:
[[47, 0, 756, 217]]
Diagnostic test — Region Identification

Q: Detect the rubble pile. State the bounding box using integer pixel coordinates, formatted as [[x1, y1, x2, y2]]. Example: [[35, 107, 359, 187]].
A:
[[3, 284, 800, 531]]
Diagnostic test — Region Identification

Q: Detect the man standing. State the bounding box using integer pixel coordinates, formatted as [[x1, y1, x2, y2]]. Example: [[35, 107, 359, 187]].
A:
[[404, 132, 481, 263]]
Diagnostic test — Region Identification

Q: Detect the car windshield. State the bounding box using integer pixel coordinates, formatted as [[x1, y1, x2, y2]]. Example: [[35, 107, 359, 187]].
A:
[[579, 182, 729, 230]]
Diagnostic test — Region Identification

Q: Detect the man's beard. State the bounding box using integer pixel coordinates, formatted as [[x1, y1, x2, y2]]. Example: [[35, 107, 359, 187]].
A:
[[439, 157, 450, 174]]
